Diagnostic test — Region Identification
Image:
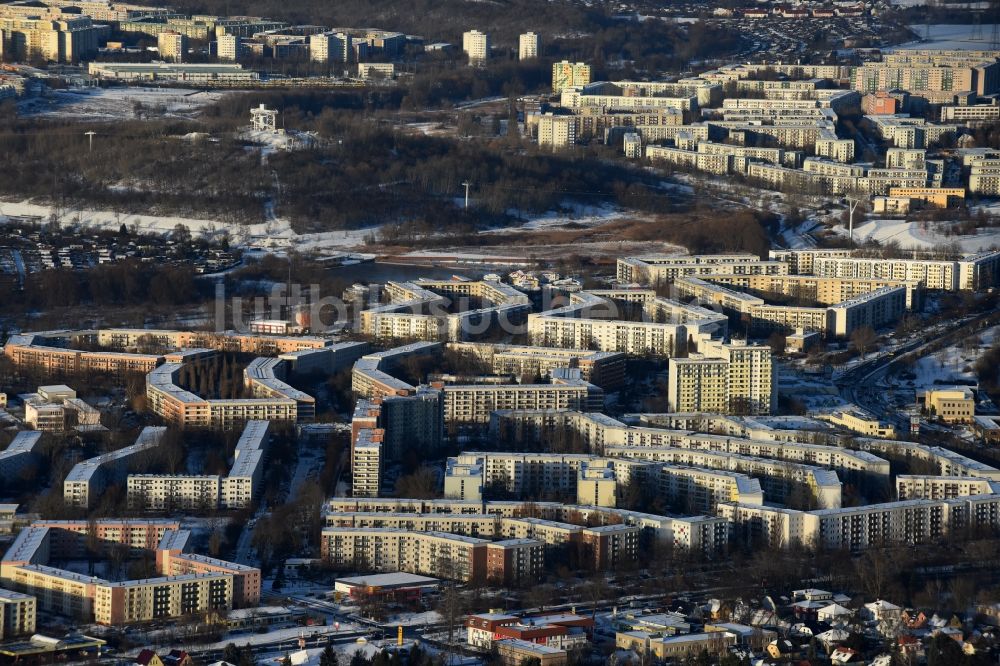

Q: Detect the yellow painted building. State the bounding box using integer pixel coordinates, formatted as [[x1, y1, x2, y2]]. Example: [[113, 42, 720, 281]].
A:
[[923, 387, 975, 423], [887, 187, 966, 208]]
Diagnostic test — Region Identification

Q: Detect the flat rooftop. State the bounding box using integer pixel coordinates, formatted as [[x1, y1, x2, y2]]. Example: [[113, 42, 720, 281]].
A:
[[336, 572, 439, 588]]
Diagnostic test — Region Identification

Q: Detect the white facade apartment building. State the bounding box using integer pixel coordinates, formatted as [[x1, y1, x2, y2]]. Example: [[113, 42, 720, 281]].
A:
[[125, 421, 269, 511], [940, 104, 1000, 123], [746, 161, 816, 192], [442, 459, 484, 501], [886, 147, 927, 169], [462, 29, 490, 63], [646, 145, 732, 175], [536, 113, 576, 149], [817, 406, 897, 439], [526, 289, 727, 357], [64, 427, 165, 508], [616, 255, 789, 284], [216, 33, 241, 60], [655, 465, 763, 512], [325, 511, 501, 538], [857, 168, 929, 196], [308, 31, 349, 63], [801, 158, 864, 194], [668, 339, 774, 415], [560, 90, 697, 111], [0, 432, 42, 480], [606, 445, 842, 509], [0, 589, 35, 638], [552, 61, 591, 93], [351, 429, 383, 498], [447, 453, 658, 506], [623, 132, 642, 158], [220, 421, 269, 509], [446, 342, 626, 389], [489, 409, 891, 477], [527, 313, 687, 357], [969, 157, 1000, 196], [320, 528, 487, 581], [815, 133, 856, 163], [813, 256, 959, 291], [723, 496, 1000, 550], [958, 250, 1000, 290], [518, 31, 539, 60], [858, 438, 1000, 480], [127, 475, 221, 511], [92, 572, 233, 624], [358, 62, 394, 79], [825, 286, 907, 337], [718, 502, 814, 549], [768, 249, 854, 275], [157, 30, 186, 62], [711, 340, 774, 415], [441, 379, 603, 425], [697, 141, 785, 167], [667, 357, 728, 413], [802, 157, 864, 179], [445, 451, 762, 512], [325, 497, 731, 556], [446, 452, 597, 500], [895, 475, 1000, 500]]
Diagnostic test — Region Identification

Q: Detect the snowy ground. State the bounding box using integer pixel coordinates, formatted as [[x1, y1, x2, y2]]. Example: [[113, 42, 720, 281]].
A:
[[240, 129, 317, 153], [497, 202, 629, 232], [0, 197, 682, 262], [18, 87, 225, 121], [387, 610, 442, 627], [895, 24, 999, 50], [847, 218, 1000, 252], [892, 324, 999, 391], [0, 199, 375, 258], [778, 366, 847, 412]]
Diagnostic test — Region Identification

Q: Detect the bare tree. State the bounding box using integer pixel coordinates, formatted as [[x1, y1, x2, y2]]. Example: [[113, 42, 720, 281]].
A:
[[850, 326, 877, 359]]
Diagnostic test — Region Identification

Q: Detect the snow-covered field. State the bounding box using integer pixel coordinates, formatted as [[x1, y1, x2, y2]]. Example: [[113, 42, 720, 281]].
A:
[[894, 24, 999, 49], [0, 199, 375, 258], [18, 87, 225, 121], [849, 218, 1000, 252], [895, 324, 999, 391], [500, 202, 628, 232], [778, 368, 846, 412], [0, 196, 683, 262]]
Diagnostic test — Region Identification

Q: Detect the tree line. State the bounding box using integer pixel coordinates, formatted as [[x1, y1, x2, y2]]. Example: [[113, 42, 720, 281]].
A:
[[0, 259, 204, 315], [0, 117, 269, 224]]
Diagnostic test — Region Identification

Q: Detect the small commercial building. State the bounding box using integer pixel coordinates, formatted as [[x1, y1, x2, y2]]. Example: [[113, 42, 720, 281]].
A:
[[921, 387, 975, 423], [334, 572, 440, 601]]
